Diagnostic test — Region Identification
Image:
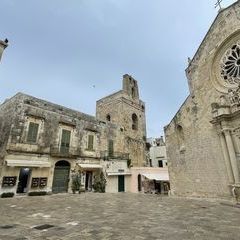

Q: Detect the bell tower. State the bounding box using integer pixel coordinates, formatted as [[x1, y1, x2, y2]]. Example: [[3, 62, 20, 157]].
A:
[[96, 74, 146, 167], [122, 74, 139, 100]]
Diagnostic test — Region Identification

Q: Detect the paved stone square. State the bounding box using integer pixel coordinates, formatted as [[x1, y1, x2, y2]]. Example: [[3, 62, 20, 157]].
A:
[[0, 193, 239, 240]]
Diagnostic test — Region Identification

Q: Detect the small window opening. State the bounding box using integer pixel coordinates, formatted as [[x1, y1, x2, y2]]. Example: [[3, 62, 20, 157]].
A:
[[132, 113, 138, 130], [158, 160, 163, 168], [131, 87, 135, 98], [106, 114, 111, 122]]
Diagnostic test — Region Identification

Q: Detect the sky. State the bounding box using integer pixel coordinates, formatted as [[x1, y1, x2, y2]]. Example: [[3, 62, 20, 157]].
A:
[[0, 0, 236, 137]]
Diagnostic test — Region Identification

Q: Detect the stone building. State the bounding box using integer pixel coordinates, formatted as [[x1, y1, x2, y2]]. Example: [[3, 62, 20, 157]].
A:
[[96, 74, 146, 167], [165, 1, 240, 199], [147, 137, 168, 168], [129, 137, 169, 194], [0, 75, 146, 195]]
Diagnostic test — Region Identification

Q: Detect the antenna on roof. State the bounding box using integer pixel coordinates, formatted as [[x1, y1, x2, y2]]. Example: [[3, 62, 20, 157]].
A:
[[214, 0, 223, 10]]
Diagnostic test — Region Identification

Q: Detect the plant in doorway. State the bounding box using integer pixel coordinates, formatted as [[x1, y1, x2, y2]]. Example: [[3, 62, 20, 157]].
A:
[[71, 170, 81, 194], [92, 172, 106, 193]]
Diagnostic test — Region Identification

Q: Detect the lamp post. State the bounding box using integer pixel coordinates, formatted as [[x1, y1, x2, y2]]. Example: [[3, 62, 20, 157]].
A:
[[0, 39, 8, 62]]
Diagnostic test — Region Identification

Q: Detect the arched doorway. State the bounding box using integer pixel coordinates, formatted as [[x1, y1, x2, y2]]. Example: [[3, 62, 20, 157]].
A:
[[52, 160, 70, 193]]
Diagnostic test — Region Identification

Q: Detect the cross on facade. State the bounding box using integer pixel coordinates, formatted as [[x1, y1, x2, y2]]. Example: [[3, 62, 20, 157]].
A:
[[215, 0, 223, 10]]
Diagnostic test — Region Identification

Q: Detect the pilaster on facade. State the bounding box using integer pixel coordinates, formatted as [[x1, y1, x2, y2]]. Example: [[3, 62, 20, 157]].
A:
[[222, 129, 240, 184], [216, 126, 235, 184]]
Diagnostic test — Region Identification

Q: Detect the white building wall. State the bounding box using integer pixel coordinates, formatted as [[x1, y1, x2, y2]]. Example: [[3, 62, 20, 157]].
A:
[[149, 145, 168, 168]]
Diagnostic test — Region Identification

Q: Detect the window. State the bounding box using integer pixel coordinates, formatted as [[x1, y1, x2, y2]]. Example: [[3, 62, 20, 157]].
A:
[[108, 140, 114, 157], [177, 125, 184, 142], [132, 113, 138, 130], [106, 114, 111, 122], [158, 160, 163, 168], [131, 87, 135, 98], [221, 43, 240, 84], [60, 129, 71, 153], [27, 122, 39, 143], [87, 135, 94, 151]]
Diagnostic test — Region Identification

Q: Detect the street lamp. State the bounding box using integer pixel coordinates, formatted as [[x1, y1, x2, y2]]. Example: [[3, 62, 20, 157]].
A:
[[0, 39, 8, 62]]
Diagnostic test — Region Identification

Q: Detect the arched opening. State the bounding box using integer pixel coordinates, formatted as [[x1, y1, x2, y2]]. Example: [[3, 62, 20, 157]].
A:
[[131, 87, 135, 98], [176, 125, 184, 141], [106, 114, 111, 122], [52, 160, 70, 193], [138, 174, 142, 192], [55, 160, 70, 167], [132, 113, 138, 130]]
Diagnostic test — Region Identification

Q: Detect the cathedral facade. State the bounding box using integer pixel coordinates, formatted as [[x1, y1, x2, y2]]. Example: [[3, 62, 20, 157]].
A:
[[0, 75, 146, 195], [165, 1, 240, 199]]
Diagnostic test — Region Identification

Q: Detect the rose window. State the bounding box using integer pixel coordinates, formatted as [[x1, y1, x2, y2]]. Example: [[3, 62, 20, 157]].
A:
[[221, 42, 240, 85]]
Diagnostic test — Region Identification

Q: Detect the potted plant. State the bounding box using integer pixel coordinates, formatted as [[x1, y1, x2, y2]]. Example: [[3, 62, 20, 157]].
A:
[[71, 170, 81, 194], [93, 172, 107, 193]]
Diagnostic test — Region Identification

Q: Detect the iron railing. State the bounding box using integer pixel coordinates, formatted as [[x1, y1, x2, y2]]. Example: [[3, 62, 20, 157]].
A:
[[50, 146, 80, 158], [100, 151, 129, 160]]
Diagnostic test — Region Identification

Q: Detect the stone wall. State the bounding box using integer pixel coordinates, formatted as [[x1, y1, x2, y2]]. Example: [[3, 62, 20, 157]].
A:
[[165, 1, 240, 198], [96, 74, 146, 167], [0, 92, 129, 194]]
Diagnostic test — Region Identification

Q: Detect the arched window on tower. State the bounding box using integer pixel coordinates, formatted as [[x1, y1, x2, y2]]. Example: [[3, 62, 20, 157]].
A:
[[106, 114, 111, 122], [131, 87, 135, 98], [132, 113, 138, 130]]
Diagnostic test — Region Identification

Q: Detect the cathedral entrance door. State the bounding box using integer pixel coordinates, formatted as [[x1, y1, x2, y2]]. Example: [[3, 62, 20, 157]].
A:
[[52, 160, 70, 193]]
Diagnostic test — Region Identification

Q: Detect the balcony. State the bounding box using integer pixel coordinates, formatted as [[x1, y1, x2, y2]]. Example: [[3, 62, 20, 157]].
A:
[[100, 151, 129, 161], [50, 146, 80, 158]]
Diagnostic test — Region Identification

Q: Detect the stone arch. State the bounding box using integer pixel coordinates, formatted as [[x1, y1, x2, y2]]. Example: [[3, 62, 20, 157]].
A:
[[55, 160, 70, 167]]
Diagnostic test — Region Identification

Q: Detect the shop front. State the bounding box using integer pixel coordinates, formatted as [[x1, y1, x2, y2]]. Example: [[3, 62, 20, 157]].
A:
[[76, 162, 103, 192], [1, 157, 51, 195]]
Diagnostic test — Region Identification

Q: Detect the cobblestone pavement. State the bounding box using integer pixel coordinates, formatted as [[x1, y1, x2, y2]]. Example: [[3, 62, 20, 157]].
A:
[[0, 193, 239, 240]]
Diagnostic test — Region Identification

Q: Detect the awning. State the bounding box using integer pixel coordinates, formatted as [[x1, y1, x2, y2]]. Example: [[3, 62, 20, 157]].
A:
[[77, 163, 102, 169], [6, 159, 51, 168], [142, 173, 169, 181], [107, 172, 131, 176]]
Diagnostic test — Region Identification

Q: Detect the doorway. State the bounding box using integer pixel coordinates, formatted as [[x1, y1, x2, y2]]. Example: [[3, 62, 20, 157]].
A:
[[118, 175, 125, 192], [85, 171, 93, 191], [52, 160, 70, 193], [17, 168, 31, 193], [138, 174, 142, 192]]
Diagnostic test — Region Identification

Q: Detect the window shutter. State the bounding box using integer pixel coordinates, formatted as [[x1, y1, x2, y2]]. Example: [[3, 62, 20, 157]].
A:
[[61, 130, 71, 152], [108, 140, 114, 157], [88, 135, 94, 150], [27, 122, 39, 143]]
